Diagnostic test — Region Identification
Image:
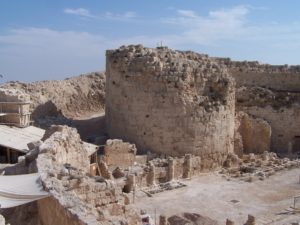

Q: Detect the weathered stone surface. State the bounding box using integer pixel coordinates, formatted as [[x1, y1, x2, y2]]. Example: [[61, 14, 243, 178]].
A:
[[215, 57, 300, 91], [239, 106, 300, 155], [1, 72, 106, 119], [235, 112, 271, 155], [104, 139, 137, 169], [36, 126, 141, 225], [106, 45, 235, 166]]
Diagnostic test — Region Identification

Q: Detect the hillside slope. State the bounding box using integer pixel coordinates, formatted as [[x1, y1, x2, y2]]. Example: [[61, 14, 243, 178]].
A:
[[1, 72, 105, 119]]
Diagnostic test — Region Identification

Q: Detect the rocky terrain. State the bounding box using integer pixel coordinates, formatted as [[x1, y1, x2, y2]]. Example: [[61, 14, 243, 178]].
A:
[[1, 72, 107, 143], [1, 72, 105, 120]]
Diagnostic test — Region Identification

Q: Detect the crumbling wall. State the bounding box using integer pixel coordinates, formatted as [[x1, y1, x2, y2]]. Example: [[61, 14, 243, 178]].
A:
[[104, 139, 137, 170], [135, 153, 239, 187], [239, 106, 300, 154], [235, 112, 271, 155], [106, 45, 235, 164], [222, 61, 300, 155], [36, 125, 140, 225], [40, 125, 90, 173], [1, 72, 106, 119], [215, 58, 300, 91]]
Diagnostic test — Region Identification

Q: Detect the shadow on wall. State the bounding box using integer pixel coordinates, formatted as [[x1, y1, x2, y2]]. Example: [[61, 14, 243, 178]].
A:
[[32, 101, 62, 120], [71, 115, 107, 145], [32, 101, 107, 145]]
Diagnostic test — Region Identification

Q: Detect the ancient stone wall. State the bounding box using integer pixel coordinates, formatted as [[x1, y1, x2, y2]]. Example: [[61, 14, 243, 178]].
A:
[[235, 112, 271, 156], [215, 58, 300, 91], [221, 58, 300, 155], [38, 197, 84, 225], [106, 45, 235, 163], [239, 106, 300, 154], [37, 126, 140, 225], [104, 139, 137, 170], [135, 153, 239, 187]]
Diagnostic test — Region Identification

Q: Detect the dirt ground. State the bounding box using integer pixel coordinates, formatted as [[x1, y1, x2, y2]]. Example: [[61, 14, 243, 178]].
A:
[[134, 168, 300, 224]]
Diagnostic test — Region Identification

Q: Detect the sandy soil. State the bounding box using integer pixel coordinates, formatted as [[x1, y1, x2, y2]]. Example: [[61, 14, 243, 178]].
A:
[[134, 168, 300, 224]]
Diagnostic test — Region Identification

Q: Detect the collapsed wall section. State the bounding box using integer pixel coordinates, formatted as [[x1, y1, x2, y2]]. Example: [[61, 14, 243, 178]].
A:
[[106, 45, 235, 161], [36, 125, 140, 225], [239, 106, 300, 154], [215, 58, 300, 155], [235, 86, 300, 155]]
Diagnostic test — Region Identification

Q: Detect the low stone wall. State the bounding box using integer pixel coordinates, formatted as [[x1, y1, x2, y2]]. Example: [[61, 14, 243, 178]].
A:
[[135, 153, 239, 187]]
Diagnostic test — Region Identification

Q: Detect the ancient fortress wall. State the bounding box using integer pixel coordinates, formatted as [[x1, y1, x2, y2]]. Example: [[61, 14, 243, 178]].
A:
[[240, 106, 300, 154], [106, 45, 235, 161], [215, 58, 300, 91], [213, 58, 300, 154]]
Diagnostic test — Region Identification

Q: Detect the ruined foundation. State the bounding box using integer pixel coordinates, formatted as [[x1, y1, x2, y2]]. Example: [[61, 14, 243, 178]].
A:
[[106, 45, 235, 166]]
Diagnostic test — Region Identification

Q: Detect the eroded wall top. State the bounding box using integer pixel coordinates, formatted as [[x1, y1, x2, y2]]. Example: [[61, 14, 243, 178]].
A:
[[215, 58, 300, 91], [106, 45, 235, 159]]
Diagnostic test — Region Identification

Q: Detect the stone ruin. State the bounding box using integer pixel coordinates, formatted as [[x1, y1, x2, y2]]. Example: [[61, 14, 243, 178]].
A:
[[106, 45, 236, 168], [0, 125, 140, 225], [0, 88, 31, 127], [1, 45, 300, 225], [105, 45, 300, 160], [215, 58, 300, 156]]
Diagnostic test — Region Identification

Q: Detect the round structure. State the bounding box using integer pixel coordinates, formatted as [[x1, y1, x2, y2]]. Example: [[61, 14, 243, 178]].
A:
[[106, 45, 235, 164]]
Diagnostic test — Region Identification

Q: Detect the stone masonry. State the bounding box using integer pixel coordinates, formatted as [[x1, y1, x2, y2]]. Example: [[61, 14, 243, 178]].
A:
[[104, 139, 137, 170], [0, 88, 31, 127], [106, 45, 235, 165]]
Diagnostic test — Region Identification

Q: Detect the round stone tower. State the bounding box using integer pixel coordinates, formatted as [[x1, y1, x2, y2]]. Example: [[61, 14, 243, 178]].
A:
[[106, 45, 235, 164]]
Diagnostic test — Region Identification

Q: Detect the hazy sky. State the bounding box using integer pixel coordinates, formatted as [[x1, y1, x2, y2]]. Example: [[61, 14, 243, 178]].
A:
[[1, 0, 300, 82]]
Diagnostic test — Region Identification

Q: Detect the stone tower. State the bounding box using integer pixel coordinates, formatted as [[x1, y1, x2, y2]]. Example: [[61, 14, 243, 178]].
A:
[[106, 45, 235, 163]]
